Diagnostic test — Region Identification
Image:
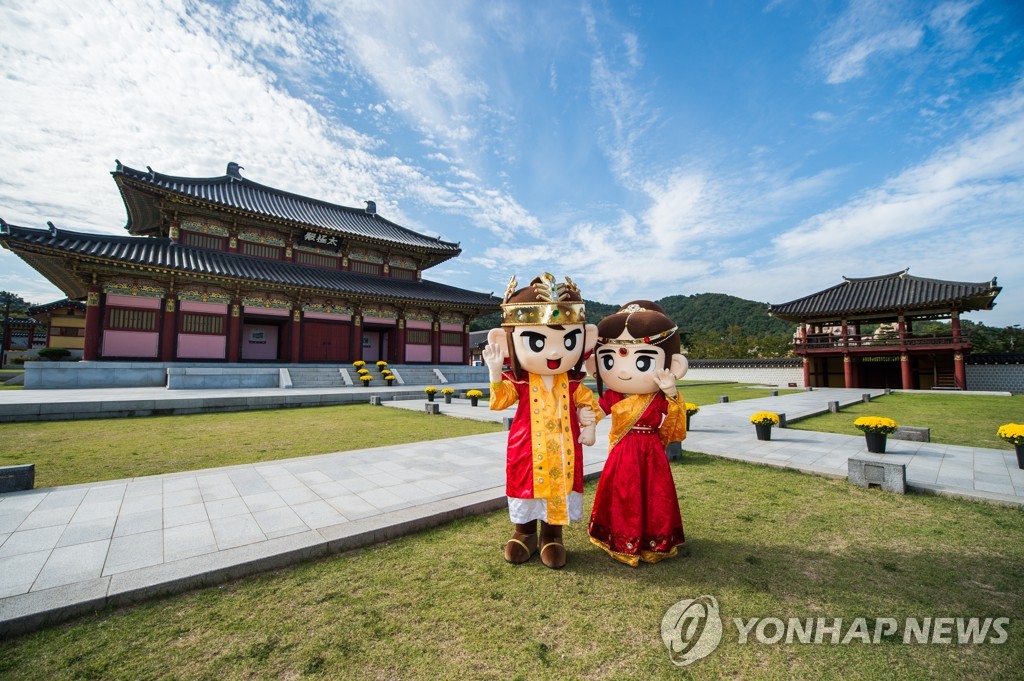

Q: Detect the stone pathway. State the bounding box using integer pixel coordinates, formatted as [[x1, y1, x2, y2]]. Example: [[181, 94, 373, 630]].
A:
[[1, 387, 1020, 636]]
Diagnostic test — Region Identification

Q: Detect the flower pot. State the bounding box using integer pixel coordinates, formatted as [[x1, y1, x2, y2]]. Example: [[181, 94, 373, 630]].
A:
[[427, 394, 435, 402], [754, 424, 772, 441], [470, 397, 479, 407], [1016, 444, 1024, 470], [865, 432, 887, 454], [686, 415, 692, 431], [444, 395, 452, 404]]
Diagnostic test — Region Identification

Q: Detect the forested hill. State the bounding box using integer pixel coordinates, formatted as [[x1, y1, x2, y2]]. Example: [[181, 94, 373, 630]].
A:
[[470, 292, 793, 337]]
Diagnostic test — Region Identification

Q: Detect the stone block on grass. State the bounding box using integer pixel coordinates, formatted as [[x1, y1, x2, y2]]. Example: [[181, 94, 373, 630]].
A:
[[0, 464, 35, 493], [848, 457, 906, 494], [891, 426, 930, 443]]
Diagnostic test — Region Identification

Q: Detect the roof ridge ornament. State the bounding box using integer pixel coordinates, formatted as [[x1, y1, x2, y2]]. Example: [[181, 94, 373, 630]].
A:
[[226, 162, 244, 180]]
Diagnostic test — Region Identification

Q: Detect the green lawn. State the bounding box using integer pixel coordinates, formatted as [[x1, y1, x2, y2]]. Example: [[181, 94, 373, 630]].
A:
[[0, 405, 501, 488], [787, 393, 1024, 450], [1, 453, 1020, 679]]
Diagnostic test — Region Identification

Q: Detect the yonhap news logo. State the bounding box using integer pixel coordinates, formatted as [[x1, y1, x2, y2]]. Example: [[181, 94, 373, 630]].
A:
[[660, 595, 723, 666], [662, 595, 1010, 667]]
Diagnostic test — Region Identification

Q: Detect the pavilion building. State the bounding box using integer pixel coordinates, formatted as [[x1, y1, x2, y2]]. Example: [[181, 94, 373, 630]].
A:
[[0, 162, 498, 365], [768, 270, 1001, 391]]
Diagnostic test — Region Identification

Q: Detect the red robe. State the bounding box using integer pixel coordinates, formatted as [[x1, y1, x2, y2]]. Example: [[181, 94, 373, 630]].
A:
[[491, 370, 595, 500], [588, 390, 686, 566]]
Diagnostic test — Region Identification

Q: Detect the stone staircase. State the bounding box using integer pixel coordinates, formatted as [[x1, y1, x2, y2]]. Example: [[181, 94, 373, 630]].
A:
[[286, 367, 347, 389]]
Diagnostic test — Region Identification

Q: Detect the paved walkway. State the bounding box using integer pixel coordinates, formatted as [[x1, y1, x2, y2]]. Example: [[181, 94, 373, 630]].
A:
[[1, 387, 1020, 635]]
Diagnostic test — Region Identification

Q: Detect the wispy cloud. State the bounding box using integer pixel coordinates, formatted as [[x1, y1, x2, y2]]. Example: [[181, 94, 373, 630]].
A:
[[814, 0, 924, 84]]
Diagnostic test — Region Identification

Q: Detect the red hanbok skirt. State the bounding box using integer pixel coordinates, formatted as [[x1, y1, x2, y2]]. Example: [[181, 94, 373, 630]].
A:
[[588, 428, 685, 567]]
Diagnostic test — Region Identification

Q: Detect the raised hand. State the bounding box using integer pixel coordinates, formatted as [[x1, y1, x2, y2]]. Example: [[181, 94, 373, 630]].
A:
[[652, 368, 678, 398], [482, 342, 505, 382]]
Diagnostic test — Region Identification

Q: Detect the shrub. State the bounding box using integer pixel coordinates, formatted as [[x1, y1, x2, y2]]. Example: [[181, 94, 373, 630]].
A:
[[37, 347, 72, 361]]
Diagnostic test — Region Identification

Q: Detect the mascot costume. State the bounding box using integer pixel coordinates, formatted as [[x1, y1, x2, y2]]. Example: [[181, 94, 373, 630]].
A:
[[587, 301, 688, 567], [483, 273, 600, 569]]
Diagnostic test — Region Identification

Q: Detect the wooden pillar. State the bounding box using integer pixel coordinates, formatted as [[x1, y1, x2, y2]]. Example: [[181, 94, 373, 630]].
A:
[[83, 286, 102, 361], [803, 357, 811, 387], [431, 317, 441, 365], [290, 308, 301, 363], [463, 323, 471, 365], [954, 351, 966, 390], [227, 300, 241, 363], [951, 311, 962, 344], [160, 295, 177, 361], [900, 353, 913, 390], [395, 317, 407, 364], [840, 320, 849, 349], [843, 355, 855, 389], [350, 313, 362, 362]]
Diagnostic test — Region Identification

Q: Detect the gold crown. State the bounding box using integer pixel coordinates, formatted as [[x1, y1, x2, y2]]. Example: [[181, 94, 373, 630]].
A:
[[500, 273, 586, 327]]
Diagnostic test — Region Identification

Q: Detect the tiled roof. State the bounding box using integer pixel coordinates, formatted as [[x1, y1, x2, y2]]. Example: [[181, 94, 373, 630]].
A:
[[0, 222, 499, 310], [769, 270, 1001, 323], [28, 299, 87, 315], [2, 316, 39, 327], [112, 161, 461, 257]]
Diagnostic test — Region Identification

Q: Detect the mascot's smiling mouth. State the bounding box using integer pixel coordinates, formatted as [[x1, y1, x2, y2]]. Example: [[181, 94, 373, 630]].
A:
[[547, 359, 561, 370]]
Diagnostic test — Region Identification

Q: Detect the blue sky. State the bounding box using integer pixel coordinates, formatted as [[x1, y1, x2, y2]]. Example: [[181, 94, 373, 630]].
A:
[[1, 0, 1022, 326]]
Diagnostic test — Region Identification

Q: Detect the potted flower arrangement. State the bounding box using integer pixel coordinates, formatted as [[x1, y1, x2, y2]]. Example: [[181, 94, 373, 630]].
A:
[[467, 389, 484, 407], [424, 386, 438, 402], [853, 416, 899, 453], [376, 361, 388, 370], [685, 403, 699, 430], [750, 411, 780, 441], [997, 423, 1024, 469], [357, 368, 370, 379], [441, 387, 455, 404], [359, 374, 373, 387], [384, 373, 396, 385], [353, 360, 366, 369]]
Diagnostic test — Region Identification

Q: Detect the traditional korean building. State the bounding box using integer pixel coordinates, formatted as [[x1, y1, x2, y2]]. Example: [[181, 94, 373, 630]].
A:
[[768, 270, 1001, 390], [0, 162, 499, 364], [27, 299, 87, 358]]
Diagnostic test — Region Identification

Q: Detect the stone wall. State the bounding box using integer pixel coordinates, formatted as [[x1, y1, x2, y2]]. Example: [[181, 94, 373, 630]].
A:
[[684, 359, 804, 387], [966, 364, 1024, 395]]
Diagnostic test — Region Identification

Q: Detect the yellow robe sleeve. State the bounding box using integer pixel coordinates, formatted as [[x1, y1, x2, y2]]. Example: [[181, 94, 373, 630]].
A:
[[489, 379, 519, 411], [573, 383, 603, 423], [660, 392, 687, 446]]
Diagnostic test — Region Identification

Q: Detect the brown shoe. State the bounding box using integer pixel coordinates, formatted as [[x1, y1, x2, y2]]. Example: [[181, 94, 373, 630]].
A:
[[539, 521, 566, 569], [539, 538, 566, 569], [504, 531, 538, 563]]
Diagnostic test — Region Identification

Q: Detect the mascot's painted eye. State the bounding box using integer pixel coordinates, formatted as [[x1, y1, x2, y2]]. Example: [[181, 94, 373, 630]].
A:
[[601, 354, 615, 371], [563, 333, 578, 352], [527, 334, 545, 353], [635, 355, 654, 372]]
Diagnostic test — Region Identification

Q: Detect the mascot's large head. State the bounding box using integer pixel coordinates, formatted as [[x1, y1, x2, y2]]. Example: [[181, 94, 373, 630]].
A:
[[486, 273, 598, 380], [590, 300, 688, 396]]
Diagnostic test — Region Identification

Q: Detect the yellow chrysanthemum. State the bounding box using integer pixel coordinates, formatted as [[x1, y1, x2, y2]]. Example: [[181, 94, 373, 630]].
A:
[[853, 416, 898, 434], [750, 411, 780, 426], [997, 423, 1024, 446]]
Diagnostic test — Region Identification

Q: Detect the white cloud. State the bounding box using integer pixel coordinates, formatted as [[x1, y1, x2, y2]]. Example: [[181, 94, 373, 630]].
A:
[[824, 26, 923, 84], [775, 85, 1024, 256]]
